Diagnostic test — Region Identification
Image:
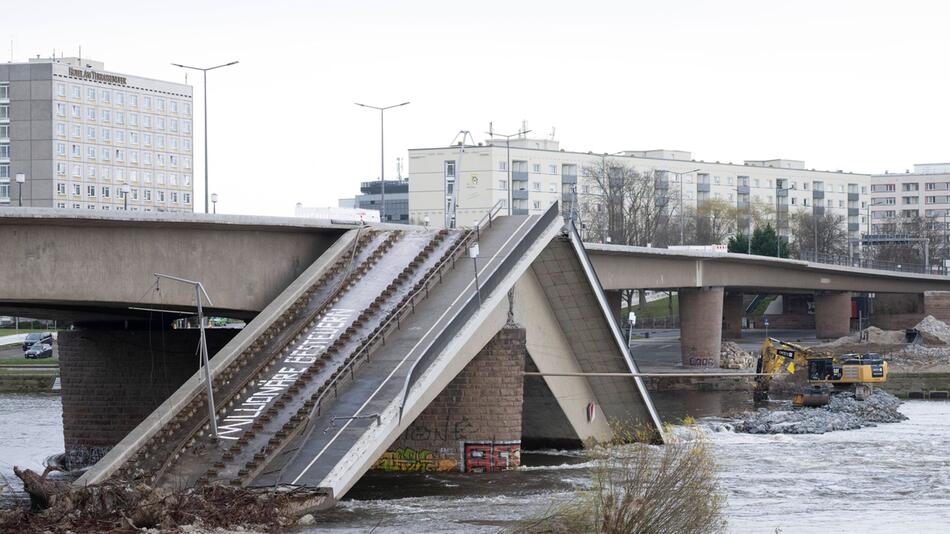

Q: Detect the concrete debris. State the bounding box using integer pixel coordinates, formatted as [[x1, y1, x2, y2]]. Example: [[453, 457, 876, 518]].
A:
[[914, 315, 950, 346], [819, 326, 905, 349], [733, 389, 907, 435], [720, 342, 755, 369]]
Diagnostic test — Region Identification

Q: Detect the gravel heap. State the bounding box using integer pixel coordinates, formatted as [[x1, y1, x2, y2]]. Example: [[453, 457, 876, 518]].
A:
[[819, 326, 905, 348], [914, 315, 950, 346], [720, 342, 755, 369], [734, 389, 907, 434]]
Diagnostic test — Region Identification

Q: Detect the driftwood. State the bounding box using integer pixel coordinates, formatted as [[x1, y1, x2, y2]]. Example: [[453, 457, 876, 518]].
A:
[[2, 467, 328, 533]]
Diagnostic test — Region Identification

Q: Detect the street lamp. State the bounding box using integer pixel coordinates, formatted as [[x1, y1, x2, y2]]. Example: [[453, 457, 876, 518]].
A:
[[211, 192, 218, 214], [171, 60, 239, 214], [485, 128, 531, 216], [658, 168, 701, 245], [121, 184, 130, 210], [15, 173, 25, 207], [355, 101, 410, 222]]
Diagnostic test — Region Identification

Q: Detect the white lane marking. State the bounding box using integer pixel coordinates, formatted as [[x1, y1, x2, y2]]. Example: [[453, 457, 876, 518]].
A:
[[291, 216, 535, 484]]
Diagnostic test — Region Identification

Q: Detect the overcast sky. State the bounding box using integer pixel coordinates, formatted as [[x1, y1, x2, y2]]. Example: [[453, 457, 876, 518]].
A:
[[6, 1, 950, 215]]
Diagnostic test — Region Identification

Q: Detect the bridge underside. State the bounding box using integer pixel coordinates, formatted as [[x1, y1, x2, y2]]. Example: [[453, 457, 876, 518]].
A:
[[62, 206, 661, 510]]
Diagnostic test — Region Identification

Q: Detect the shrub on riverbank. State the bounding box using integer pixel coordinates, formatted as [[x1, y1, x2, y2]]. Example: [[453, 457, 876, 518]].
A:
[[513, 429, 725, 534]]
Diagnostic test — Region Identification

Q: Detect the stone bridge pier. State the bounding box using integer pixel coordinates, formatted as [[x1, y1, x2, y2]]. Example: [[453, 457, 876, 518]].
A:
[[678, 287, 724, 367], [815, 291, 852, 339], [58, 324, 240, 469]]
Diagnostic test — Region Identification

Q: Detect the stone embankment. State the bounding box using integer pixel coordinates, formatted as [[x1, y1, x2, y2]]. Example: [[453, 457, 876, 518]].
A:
[[732, 390, 907, 435]]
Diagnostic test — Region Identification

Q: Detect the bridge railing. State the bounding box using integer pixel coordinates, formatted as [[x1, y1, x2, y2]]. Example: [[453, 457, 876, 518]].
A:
[[797, 251, 948, 276]]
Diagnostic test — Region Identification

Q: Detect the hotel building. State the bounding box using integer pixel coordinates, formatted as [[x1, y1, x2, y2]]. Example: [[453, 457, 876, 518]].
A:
[[0, 57, 194, 211]]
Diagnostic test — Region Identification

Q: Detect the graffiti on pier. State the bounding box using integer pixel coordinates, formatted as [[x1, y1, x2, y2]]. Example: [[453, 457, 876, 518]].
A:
[[463, 441, 521, 473], [403, 416, 475, 442], [374, 447, 459, 472]]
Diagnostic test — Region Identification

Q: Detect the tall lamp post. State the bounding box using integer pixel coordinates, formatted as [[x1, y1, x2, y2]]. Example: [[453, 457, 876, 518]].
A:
[[658, 168, 700, 245], [354, 101, 410, 222], [211, 193, 218, 214], [485, 128, 531, 216], [171, 60, 239, 214], [15, 173, 25, 207]]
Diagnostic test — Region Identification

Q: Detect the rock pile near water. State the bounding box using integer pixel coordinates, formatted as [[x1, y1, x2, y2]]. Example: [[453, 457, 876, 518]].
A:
[[720, 342, 755, 369], [734, 389, 907, 434]]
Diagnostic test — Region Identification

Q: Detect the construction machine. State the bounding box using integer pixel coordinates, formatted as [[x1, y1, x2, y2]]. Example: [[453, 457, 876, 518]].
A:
[[753, 338, 888, 407]]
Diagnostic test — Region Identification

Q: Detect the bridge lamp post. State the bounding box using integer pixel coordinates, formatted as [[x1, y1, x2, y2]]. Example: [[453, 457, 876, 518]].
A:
[[659, 168, 700, 246], [15, 173, 25, 207], [354, 101, 410, 222], [171, 60, 239, 214], [211, 193, 218, 214], [153, 273, 219, 441]]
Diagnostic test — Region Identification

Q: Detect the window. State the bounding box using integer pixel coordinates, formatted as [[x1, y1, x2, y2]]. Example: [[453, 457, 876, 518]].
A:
[[144, 189, 152, 201], [71, 104, 81, 118], [170, 191, 178, 203], [156, 153, 165, 166], [86, 126, 96, 140], [130, 170, 138, 182], [57, 202, 66, 208], [56, 83, 66, 97], [0, 164, 7, 179], [115, 149, 125, 162], [115, 92, 124, 106], [169, 173, 178, 185], [903, 196, 919, 205], [86, 204, 95, 210], [129, 132, 138, 145], [72, 183, 81, 196], [86, 146, 96, 160], [101, 128, 111, 142], [169, 118, 178, 133], [498, 179, 508, 190], [101, 147, 111, 161], [156, 98, 165, 112], [182, 120, 191, 134], [128, 113, 138, 126], [444, 161, 456, 178], [533, 182, 541, 191], [71, 144, 81, 157], [86, 106, 96, 121], [56, 103, 66, 117], [142, 96, 151, 110], [86, 87, 96, 101], [532, 200, 541, 209], [532, 163, 541, 173], [142, 115, 151, 128], [170, 100, 178, 113], [183, 175, 192, 186], [184, 102, 191, 115], [101, 166, 111, 180], [130, 151, 139, 164], [871, 184, 895, 193], [70, 85, 80, 98], [56, 163, 66, 175], [87, 165, 96, 179], [115, 111, 124, 125], [156, 117, 165, 131], [87, 185, 96, 197], [114, 130, 125, 143], [498, 161, 507, 171], [0, 181, 8, 201], [157, 135, 166, 149], [0, 145, 7, 159], [101, 109, 111, 122], [549, 183, 557, 192], [143, 133, 152, 146], [129, 94, 138, 107], [903, 183, 920, 192], [0, 105, 8, 119], [184, 192, 191, 204], [56, 122, 66, 136], [143, 152, 152, 165], [101, 89, 111, 103], [157, 190, 165, 202], [131, 188, 139, 200], [56, 143, 66, 156]]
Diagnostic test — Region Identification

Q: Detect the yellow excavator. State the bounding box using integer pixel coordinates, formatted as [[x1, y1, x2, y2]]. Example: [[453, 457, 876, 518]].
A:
[[753, 338, 888, 407]]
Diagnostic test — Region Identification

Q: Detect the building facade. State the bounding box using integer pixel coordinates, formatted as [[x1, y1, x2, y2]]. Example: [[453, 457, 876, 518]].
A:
[[349, 179, 409, 224], [408, 137, 870, 242], [869, 163, 950, 233], [0, 57, 194, 212]]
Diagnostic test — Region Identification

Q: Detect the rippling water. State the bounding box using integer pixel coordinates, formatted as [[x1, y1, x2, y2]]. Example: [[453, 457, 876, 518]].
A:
[[2, 392, 949, 533]]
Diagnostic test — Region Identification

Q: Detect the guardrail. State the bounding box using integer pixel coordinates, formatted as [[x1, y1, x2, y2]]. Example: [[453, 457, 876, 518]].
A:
[[397, 202, 560, 420], [797, 251, 948, 276]]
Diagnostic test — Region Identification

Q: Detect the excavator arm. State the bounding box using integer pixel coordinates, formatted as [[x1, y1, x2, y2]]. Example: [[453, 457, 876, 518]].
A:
[[753, 338, 812, 402]]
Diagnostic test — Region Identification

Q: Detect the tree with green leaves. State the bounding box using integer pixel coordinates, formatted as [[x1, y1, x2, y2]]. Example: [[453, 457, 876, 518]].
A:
[[728, 224, 788, 257]]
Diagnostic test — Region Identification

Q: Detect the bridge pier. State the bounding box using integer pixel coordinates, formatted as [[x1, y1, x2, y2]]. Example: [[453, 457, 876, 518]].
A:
[[679, 287, 724, 367], [59, 326, 239, 469], [722, 291, 744, 339], [815, 292, 852, 339], [604, 289, 623, 323], [374, 326, 526, 473]]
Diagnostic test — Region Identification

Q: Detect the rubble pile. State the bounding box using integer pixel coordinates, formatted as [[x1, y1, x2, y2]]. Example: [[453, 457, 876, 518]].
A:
[[819, 326, 905, 349], [734, 389, 907, 435], [913, 315, 950, 346], [720, 342, 755, 369]]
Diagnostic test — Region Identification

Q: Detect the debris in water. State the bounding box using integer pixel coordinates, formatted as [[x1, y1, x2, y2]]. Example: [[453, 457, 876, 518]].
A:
[[734, 389, 907, 434]]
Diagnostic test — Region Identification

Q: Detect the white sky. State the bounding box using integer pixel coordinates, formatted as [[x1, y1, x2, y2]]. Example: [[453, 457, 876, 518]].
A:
[[5, 1, 950, 216]]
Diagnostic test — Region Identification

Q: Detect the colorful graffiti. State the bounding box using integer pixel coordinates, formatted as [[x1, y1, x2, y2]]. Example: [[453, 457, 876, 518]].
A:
[[463, 441, 521, 473], [374, 447, 459, 473]]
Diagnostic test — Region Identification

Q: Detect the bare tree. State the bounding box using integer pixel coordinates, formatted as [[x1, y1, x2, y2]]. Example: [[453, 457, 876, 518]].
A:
[[789, 212, 849, 260], [683, 199, 738, 246], [870, 214, 948, 271]]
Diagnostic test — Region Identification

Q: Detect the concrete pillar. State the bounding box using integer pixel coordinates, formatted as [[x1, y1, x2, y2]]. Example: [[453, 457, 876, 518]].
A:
[[374, 326, 526, 473], [604, 289, 623, 324], [679, 287, 724, 367], [59, 327, 239, 469], [815, 292, 852, 339], [722, 292, 744, 339]]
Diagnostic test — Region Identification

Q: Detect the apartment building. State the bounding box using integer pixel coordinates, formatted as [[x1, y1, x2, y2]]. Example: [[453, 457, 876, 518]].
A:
[[408, 136, 870, 241], [0, 57, 194, 212], [341, 179, 410, 224], [869, 163, 950, 233]]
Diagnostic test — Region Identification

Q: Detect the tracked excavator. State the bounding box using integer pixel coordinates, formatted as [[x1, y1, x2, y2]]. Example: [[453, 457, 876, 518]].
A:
[[753, 338, 888, 407]]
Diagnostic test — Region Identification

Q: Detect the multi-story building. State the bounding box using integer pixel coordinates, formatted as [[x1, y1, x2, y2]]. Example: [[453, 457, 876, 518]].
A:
[[0, 57, 194, 212], [408, 136, 870, 242], [344, 179, 410, 224], [869, 163, 950, 233]]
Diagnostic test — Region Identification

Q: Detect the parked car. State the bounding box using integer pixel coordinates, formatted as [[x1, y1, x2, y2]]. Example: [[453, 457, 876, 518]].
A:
[[25, 342, 53, 359], [22, 332, 53, 351], [0, 316, 13, 328]]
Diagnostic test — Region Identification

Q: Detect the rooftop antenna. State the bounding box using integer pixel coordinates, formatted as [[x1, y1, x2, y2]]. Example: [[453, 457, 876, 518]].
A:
[[549, 126, 556, 140], [521, 120, 528, 138], [488, 121, 494, 139], [78, 45, 81, 67], [9, 40, 12, 63]]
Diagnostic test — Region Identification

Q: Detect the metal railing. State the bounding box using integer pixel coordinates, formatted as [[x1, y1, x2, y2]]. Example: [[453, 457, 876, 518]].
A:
[[397, 202, 560, 420], [797, 250, 948, 276]]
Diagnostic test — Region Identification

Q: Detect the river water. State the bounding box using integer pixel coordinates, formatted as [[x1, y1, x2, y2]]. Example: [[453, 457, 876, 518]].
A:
[[2, 392, 949, 533]]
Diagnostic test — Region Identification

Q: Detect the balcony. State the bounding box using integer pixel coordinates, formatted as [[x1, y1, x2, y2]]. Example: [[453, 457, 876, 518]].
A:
[[777, 188, 788, 197], [848, 223, 860, 232], [812, 190, 824, 199], [813, 206, 825, 216], [512, 208, 529, 215], [511, 189, 529, 200], [848, 208, 859, 216], [737, 185, 750, 195], [562, 191, 574, 202], [654, 178, 669, 190], [511, 171, 529, 182], [697, 183, 711, 193], [561, 174, 577, 185], [848, 192, 859, 201]]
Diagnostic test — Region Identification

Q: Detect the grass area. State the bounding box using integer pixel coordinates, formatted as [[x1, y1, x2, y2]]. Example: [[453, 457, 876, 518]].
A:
[[622, 294, 679, 319], [0, 368, 58, 376], [0, 328, 51, 337], [0, 356, 58, 366]]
